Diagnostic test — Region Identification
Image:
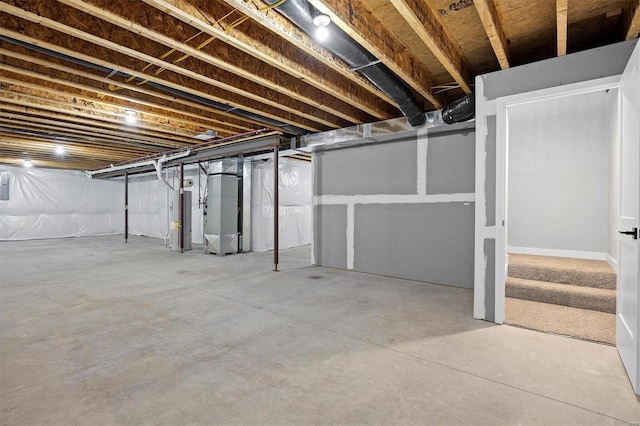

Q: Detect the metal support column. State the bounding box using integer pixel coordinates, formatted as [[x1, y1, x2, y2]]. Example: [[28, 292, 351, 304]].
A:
[[124, 172, 128, 243], [179, 163, 184, 253], [274, 144, 279, 271]]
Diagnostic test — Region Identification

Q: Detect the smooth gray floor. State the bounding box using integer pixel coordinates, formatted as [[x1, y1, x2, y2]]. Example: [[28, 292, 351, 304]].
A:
[[1, 235, 638, 425]]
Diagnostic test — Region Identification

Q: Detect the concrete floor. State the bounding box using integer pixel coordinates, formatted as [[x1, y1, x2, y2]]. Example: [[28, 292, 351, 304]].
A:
[[1, 236, 638, 425]]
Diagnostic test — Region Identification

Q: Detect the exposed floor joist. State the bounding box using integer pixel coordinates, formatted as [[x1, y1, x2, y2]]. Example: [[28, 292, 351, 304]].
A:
[[474, 0, 510, 69], [308, 0, 442, 108], [623, 0, 640, 40], [389, 0, 473, 94], [556, 0, 568, 56], [142, 0, 397, 121]]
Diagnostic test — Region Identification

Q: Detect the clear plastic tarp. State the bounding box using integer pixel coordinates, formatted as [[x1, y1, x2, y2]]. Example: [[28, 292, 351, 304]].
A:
[[0, 165, 123, 240], [1, 158, 312, 251], [251, 158, 312, 252]]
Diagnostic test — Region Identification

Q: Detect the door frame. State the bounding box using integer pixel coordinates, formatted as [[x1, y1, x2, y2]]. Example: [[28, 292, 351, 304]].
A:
[[492, 75, 621, 323]]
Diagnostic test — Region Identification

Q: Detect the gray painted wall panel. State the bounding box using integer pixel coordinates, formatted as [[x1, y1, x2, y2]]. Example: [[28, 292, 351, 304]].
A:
[[426, 130, 475, 194], [314, 138, 417, 196], [482, 40, 637, 100], [314, 204, 348, 269], [354, 203, 474, 288]]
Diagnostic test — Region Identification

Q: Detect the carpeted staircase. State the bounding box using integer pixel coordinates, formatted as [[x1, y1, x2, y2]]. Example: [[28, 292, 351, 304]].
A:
[[505, 253, 617, 345]]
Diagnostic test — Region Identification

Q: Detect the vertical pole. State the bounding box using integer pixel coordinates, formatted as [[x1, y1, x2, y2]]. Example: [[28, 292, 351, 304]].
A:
[[237, 154, 244, 253], [179, 163, 184, 253], [274, 144, 279, 271], [124, 172, 129, 243]]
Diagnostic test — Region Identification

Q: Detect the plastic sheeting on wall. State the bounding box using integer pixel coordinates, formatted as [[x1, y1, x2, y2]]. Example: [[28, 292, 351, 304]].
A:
[[251, 158, 312, 252], [123, 173, 168, 240], [0, 165, 124, 240]]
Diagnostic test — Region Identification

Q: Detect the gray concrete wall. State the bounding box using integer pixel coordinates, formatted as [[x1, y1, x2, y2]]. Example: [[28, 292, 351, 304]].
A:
[[313, 122, 476, 289], [474, 39, 638, 321]]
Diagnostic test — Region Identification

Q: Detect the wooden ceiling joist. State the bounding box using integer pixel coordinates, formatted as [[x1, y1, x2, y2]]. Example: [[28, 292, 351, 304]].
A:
[[0, 127, 151, 158], [0, 100, 194, 150], [0, 47, 260, 133], [308, 0, 442, 108], [0, 26, 323, 133], [556, 0, 568, 56], [0, 137, 138, 162], [0, 5, 331, 132], [219, 0, 395, 106], [140, 0, 398, 121], [474, 0, 510, 69], [58, 0, 381, 125], [389, 0, 473, 94], [0, 93, 199, 146], [1, 69, 231, 138], [0, 119, 163, 157], [623, 0, 640, 40]]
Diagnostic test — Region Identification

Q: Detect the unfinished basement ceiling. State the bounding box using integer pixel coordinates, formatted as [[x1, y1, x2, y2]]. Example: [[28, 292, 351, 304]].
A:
[[0, 0, 638, 170]]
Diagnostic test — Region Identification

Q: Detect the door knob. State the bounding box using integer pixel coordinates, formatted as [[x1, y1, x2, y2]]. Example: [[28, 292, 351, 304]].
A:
[[619, 227, 638, 239]]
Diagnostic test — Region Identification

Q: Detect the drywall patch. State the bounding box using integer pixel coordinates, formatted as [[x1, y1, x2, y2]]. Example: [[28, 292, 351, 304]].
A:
[[354, 202, 474, 288], [426, 130, 475, 194]]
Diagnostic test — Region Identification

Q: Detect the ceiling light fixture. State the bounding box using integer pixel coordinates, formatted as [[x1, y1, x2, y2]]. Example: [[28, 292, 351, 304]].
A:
[[315, 25, 329, 42], [313, 13, 330, 27], [23, 159, 33, 168], [55, 145, 65, 155], [124, 109, 137, 124]]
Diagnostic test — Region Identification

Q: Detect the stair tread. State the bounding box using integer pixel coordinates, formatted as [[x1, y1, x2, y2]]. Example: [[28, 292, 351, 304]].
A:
[[506, 277, 615, 313], [506, 276, 616, 297], [508, 254, 616, 289], [509, 253, 615, 274], [505, 298, 615, 345]]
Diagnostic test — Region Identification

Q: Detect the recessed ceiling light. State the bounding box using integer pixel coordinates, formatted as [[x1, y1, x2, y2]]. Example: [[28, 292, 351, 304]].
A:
[[55, 145, 65, 155], [23, 159, 33, 168]]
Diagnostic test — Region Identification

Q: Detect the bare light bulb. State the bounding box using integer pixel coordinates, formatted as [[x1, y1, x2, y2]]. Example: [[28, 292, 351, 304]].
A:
[[23, 159, 33, 168], [55, 145, 65, 155], [125, 110, 137, 124], [315, 25, 329, 42]]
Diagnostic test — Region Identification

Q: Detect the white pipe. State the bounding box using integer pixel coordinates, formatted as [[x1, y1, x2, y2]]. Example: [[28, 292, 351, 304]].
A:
[[86, 150, 191, 179], [86, 159, 156, 177], [154, 150, 191, 190]]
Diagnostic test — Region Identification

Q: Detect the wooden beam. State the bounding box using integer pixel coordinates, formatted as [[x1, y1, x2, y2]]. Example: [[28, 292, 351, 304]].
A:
[[1, 68, 227, 137], [216, 0, 395, 106], [388, 0, 473, 94], [556, 0, 568, 56], [58, 0, 380, 124], [307, 0, 442, 108], [0, 91, 198, 146], [623, 0, 640, 40], [0, 6, 327, 132], [0, 116, 161, 153], [0, 137, 138, 161], [0, 99, 193, 149], [143, 0, 397, 120], [0, 47, 260, 133], [474, 0, 510, 69]]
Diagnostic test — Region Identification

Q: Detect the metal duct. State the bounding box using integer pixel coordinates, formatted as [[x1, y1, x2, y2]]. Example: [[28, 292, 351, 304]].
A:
[[266, 0, 427, 127], [441, 94, 475, 124]]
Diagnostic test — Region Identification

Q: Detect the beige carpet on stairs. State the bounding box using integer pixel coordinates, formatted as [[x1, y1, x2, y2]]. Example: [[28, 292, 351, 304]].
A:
[[505, 254, 617, 345], [505, 297, 616, 345]]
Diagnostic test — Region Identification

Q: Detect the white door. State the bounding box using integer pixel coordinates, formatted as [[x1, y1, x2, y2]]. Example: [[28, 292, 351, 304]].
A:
[[617, 40, 640, 395]]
